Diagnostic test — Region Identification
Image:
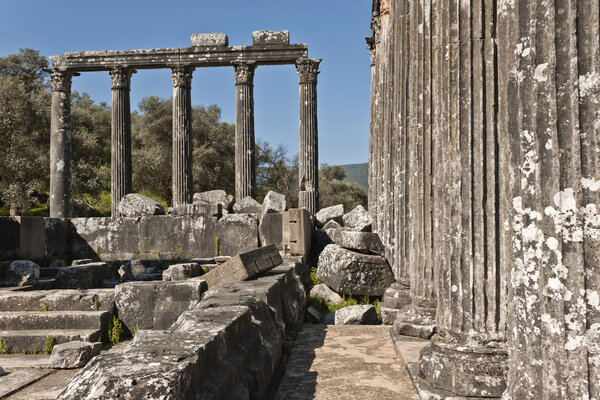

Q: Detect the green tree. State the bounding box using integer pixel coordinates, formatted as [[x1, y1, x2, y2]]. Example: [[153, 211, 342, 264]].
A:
[[256, 140, 298, 207], [319, 163, 367, 210], [0, 49, 50, 215]]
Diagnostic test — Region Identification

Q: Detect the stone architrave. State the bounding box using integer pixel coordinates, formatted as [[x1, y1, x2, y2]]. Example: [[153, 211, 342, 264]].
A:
[[109, 67, 134, 217], [234, 62, 257, 201], [296, 58, 321, 215], [49, 70, 73, 218], [171, 66, 194, 207]]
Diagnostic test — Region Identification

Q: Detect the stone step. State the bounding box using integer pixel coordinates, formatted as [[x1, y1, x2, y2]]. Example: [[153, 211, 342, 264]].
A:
[[0, 329, 102, 353], [0, 289, 114, 311], [0, 310, 111, 331]]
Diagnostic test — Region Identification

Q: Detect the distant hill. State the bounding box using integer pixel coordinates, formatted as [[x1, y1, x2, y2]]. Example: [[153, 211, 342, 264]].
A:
[[340, 162, 368, 191]]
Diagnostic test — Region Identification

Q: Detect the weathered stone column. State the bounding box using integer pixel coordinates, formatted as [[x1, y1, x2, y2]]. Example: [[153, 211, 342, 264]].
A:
[[234, 62, 256, 201], [109, 67, 134, 217], [498, 1, 600, 398], [171, 66, 194, 206], [49, 69, 73, 218], [296, 58, 321, 215]]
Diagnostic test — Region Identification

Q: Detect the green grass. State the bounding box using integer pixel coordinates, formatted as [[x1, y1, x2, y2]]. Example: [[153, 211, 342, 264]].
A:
[[44, 336, 55, 355]]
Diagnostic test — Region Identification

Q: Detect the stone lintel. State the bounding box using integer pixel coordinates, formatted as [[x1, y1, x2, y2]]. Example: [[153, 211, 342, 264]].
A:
[[191, 33, 229, 47], [49, 45, 308, 71]]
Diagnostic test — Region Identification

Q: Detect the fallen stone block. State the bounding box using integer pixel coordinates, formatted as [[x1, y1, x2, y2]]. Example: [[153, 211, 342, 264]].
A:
[[118, 264, 135, 281], [193, 189, 234, 212], [317, 244, 395, 296], [216, 213, 260, 256], [168, 202, 221, 217], [336, 230, 384, 256], [55, 262, 105, 289], [154, 280, 208, 330], [335, 305, 378, 325], [49, 341, 102, 369], [342, 205, 373, 232], [71, 199, 104, 217], [262, 190, 286, 213], [5, 260, 40, 287], [201, 244, 283, 288], [316, 204, 344, 227], [191, 32, 229, 47], [162, 262, 203, 281], [309, 283, 343, 304], [252, 30, 290, 45], [322, 219, 342, 230], [233, 196, 262, 213], [117, 193, 165, 217], [71, 259, 94, 266]]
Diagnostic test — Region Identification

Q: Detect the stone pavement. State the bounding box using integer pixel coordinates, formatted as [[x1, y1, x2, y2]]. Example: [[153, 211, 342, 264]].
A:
[[274, 324, 428, 400]]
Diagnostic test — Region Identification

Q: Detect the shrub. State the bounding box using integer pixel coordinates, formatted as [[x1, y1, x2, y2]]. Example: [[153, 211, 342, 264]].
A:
[[45, 336, 55, 354]]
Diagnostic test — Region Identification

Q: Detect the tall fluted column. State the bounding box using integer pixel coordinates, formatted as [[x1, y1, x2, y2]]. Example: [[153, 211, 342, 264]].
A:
[[109, 68, 134, 217], [296, 58, 321, 215], [234, 62, 256, 201], [49, 70, 73, 218], [171, 66, 194, 206]]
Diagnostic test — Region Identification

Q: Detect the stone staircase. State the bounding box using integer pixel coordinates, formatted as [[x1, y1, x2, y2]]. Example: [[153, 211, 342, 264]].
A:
[[0, 289, 114, 353]]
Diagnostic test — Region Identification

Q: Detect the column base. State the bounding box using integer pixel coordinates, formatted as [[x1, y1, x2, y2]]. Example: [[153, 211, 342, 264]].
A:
[[380, 282, 411, 324], [418, 337, 508, 398], [393, 305, 436, 339]]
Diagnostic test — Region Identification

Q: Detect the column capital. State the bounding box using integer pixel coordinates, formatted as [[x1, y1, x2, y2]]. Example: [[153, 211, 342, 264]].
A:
[[296, 58, 321, 84], [50, 69, 73, 92], [171, 66, 194, 88], [109, 67, 135, 89], [233, 62, 256, 85]]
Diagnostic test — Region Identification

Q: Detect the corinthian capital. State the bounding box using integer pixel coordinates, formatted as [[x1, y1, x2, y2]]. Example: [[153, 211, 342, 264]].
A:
[[109, 67, 134, 89], [50, 69, 72, 92], [171, 66, 194, 88], [233, 62, 256, 85], [296, 59, 321, 84]]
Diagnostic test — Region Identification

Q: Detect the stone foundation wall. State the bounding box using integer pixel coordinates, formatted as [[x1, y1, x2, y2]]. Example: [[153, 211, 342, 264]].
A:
[[57, 258, 306, 400]]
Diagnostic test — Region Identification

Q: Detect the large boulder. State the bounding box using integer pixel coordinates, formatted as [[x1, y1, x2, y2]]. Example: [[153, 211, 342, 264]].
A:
[[162, 263, 203, 281], [334, 305, 378, 325], [71, 199, 104, 217], [316, 204, 344, 227], [310, 283, 343, 304], [49, 341, 102, 369], [342, 205, 373, 232], [336, 230, 385, 256], [54, 262, 105, 289], [316, 244, 395, 296], [322, 219, 342, 230], [117, 194, 165, 217], [5, 260, 40, 287], [233, 196, 262, 213], [168, 202, 221, 217], [193, 190, 234, 212], [262, 191, 286, 213]]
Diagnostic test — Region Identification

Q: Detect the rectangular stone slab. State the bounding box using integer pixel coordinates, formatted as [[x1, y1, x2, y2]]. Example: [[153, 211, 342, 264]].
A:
[[202, 244, 283, 287], [191, 33, 228, 47], [252, 30, 290, 45]]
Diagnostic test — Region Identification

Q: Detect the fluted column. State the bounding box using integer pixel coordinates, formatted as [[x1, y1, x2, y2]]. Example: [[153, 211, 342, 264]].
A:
[[49, 70, 73, 218], [109, 67, 134, 217], [296, 58, 321, 215], [234, 62, 256, 201], [171, 66, 194, 207]]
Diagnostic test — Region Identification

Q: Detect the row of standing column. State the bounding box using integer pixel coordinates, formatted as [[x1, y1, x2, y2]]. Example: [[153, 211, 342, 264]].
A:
[[49, 58, 321, 218]]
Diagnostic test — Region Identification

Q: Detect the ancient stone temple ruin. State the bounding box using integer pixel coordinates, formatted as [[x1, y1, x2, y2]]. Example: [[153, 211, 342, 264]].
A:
[[48, 31, 321, 217], [369, 0, 600, 397]]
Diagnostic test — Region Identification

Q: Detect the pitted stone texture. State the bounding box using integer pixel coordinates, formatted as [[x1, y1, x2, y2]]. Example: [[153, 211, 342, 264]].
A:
[[193, 189, 234, 212], [49, 341, 101, 369], [54, 262, 105, 289], [168, 202, 221, 217], [418, 339, 508, 398], [317, 244, 394, 296], [334, 305, 378, 325], [259, 212, 283, 249], [191, 33, 228, 47], [309, 283, 343, 304], [162, 262, 203, 281], [6, 260, 40, 287], [233, 196, 261, 213], [316, 204, 344, 227], [252, 30, 290, 45], [336, 230, 384, 256], [383, 282, 412, 309], [117, 193, 165, 217], [262, 190, 286, 213], [217, 213, 260, 256], [322, 219, 342, 230], [342, 205, 373, 232], [393, 306, 436, 339]]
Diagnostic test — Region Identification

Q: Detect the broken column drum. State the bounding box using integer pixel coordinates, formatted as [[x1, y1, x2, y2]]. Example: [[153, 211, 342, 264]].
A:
[[49, 70, 73, 218], [172, 66, 194, 206], [296, 58, 321, 215], [234, 62, 257, 201], [109, 68, 134, 217]]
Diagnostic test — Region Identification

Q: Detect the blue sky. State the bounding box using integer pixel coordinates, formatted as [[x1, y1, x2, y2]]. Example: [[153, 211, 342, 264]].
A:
[[0, 1, 372, 166]]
